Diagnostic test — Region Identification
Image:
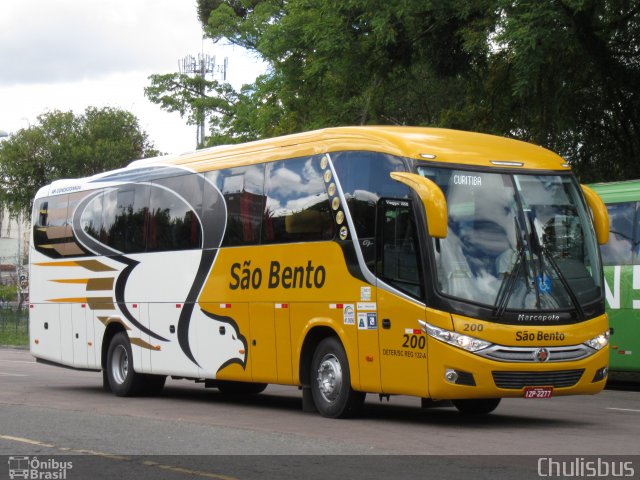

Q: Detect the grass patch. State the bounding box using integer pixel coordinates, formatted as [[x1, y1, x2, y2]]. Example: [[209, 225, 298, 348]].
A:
[[0, 311, 29, 346]]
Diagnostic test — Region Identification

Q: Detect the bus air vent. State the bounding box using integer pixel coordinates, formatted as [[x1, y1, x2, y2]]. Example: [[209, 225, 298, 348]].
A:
[[492, 369, 584, 389]]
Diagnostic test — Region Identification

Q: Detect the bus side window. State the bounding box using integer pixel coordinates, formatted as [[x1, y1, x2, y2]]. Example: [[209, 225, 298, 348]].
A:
[[33, 198, 51, 255], [377, 199, 424, 300], [148, 176, 201, 252], [103, 185, 150, 254], [332, 152, 410, 270], [80, 191, 104, 242], [207, 165, 266, 247], [600, 202, 636, 266], [33, 195, 70, 258], [262, 156, 335, 244]]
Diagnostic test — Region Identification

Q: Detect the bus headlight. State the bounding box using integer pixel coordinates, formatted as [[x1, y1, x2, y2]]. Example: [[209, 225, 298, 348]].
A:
[[584, 331, 609, 351], [419, 320, 492, 353]]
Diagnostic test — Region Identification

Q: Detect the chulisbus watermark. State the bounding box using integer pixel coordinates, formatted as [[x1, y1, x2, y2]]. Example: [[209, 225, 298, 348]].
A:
[[538, 457, 635, 478]]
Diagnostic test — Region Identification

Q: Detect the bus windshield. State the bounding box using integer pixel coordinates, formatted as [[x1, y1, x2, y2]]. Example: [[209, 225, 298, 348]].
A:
[[417, 167, 603, 314]]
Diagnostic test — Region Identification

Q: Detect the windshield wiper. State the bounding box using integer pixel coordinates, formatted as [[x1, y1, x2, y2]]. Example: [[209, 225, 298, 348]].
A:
[[494, 245, 525, 319], [526, 213, 544, 310], [494, 216, 531, 319], [526, 214, 585, 319], [539, 245, 586, 320]]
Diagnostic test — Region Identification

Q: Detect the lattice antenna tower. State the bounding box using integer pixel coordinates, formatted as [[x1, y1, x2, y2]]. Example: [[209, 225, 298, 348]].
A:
[[178, 53, 228, 147]]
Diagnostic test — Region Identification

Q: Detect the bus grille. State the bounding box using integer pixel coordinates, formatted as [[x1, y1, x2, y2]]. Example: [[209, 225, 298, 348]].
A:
[[492, 369, 585, 389], [477, 344, 594, 363]]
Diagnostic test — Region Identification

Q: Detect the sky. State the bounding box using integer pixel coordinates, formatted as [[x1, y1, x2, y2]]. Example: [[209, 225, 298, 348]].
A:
[[0, 0, 267, 155]]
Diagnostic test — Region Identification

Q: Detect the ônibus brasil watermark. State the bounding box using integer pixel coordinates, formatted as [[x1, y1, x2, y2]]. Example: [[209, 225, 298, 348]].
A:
[[8, 456, 72, 480]]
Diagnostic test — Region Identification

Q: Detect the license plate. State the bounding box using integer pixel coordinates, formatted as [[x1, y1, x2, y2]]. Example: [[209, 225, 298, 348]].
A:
[[524, 386, 553, 399]]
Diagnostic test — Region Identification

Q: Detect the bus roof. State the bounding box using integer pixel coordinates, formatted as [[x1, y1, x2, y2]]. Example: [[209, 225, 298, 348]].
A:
[[41, 126, 570, 197], [149, 126, 569, 172], [588, 179, 640, 203]]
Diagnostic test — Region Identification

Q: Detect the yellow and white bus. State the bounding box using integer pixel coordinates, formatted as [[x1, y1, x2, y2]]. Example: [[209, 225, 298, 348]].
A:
[[29, 126, 611, 417]]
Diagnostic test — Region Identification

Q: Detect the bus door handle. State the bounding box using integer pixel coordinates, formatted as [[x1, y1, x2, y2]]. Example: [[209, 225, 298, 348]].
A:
[[382, 319, 391, 329]]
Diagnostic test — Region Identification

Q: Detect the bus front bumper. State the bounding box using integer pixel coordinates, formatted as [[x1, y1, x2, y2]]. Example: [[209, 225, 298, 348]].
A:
[[427, 338, 609, 400]]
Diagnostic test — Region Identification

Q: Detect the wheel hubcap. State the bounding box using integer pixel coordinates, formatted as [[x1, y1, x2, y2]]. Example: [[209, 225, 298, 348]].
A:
[[111, 345, 129, 385], [316, 354, 343, 403]]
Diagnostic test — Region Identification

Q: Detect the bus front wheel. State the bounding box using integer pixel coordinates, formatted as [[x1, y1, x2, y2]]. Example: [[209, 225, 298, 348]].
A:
[[310, 337, 365, 418], [452, 398, 501, 415]]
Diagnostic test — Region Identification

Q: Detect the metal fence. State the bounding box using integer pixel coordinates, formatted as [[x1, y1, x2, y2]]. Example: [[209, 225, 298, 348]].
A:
[[0, 306, 29, 345]]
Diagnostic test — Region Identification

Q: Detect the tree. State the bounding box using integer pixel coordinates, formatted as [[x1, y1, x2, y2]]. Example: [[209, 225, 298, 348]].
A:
[[145, 73, 239, 147], [486, 0, 640, 182], [0, 107, 159, 215], [179, 1, 640, 181], [190, 0, 496, 139]]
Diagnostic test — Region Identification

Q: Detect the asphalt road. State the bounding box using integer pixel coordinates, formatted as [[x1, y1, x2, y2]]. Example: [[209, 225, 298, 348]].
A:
[[1, 347, 639, 479]]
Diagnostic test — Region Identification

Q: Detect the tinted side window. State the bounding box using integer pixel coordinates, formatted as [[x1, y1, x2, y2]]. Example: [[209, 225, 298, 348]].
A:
[[600, 201, 637, 265], [378, 199, 423, 299], [148, 175, 202, 252], [32, 194, 70, 258], [103, 185, 150, 254], [33, 197, 50, 255], [332, 152, 410, 268], [80, 191, 105, 243], [262, 156, 335, 244], [65, 191, 93, 257], [206, 165, 266, 247]]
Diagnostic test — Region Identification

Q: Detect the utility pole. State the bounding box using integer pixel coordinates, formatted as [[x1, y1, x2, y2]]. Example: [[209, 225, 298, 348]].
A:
[[178, 53, 228, 148]]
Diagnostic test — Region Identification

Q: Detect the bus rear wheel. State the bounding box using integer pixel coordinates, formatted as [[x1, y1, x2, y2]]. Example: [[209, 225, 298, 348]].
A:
[[106, 332, 145, 396], [310, 337, 365, 418], [452, 398, 501, 415]]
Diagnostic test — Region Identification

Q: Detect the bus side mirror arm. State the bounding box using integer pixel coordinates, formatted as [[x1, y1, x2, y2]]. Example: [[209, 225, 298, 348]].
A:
[[581, 184, 609, 245], [390, 172, 448, 239]]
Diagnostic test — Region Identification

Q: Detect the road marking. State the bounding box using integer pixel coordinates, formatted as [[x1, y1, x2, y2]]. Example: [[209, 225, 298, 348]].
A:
[[606, 407, 640, 413], [0, 434, 240, 479], [4, 360, 36, 364], [143, 461, 239, 480], [0, 372, 28, 377], [0, 434, 55, 447]]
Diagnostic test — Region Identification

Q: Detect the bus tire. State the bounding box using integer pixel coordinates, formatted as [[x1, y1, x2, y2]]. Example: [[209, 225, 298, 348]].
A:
[[452, 398, 501, 415], [216, 380, 267, 395], [106, 332, 144, 397], [310, 336, 365, 418]]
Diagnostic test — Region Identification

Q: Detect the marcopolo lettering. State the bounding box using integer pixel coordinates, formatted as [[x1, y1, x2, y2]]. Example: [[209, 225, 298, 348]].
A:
[[517, 313, 560, 322], [229, 260, 326, 290]]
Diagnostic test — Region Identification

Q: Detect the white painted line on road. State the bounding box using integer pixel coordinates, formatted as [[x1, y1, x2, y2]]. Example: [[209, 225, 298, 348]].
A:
[[4, 360, 36, 364], [0, 372, 27, 377], [0, 434, 55, 448], [606, 407, 640, 413], [0, 434, 240, 479], [0, 433, 127, 459], [143, 461, 239, 480], [65, 449, 130, 460]]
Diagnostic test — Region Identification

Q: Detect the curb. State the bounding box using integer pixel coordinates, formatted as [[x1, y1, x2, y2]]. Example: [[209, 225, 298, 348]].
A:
[[0, 344, 29, 350]]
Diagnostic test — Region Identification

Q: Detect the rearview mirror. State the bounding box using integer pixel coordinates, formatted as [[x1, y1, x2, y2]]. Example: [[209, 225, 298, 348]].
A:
[[581, 184, 609, 245], [390, 172, 448, 238]]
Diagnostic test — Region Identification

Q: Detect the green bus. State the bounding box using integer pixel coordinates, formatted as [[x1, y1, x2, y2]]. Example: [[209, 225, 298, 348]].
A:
[[589, 180, 640, 380]]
